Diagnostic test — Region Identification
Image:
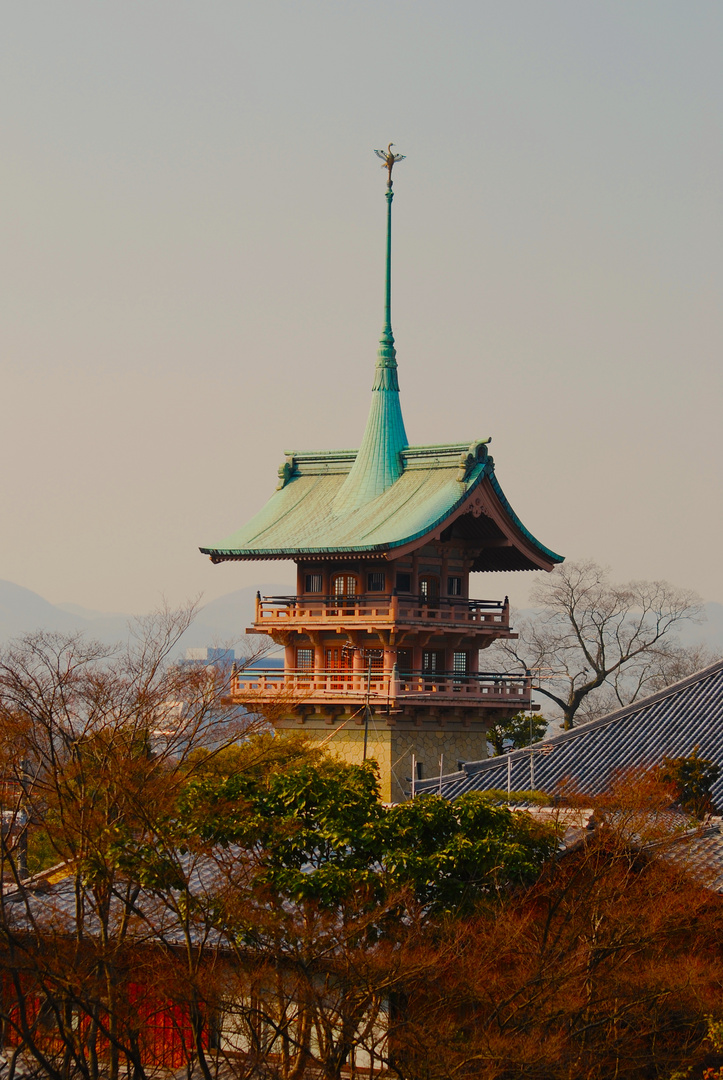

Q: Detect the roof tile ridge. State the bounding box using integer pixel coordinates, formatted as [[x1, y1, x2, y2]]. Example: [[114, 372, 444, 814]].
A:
[[462, 656, 723, 779], [3, 859, 75, 897], [404, 440, 480, 453], [283, 448, 358, 458]]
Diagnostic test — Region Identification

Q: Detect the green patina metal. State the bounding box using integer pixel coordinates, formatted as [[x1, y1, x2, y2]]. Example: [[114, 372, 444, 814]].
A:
[[334, 184, 407, 511], [200, 439, 563, 571], [200, 149, 564, 573]]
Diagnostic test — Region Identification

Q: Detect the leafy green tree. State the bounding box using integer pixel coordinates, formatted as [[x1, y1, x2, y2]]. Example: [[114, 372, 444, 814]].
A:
[[380, 789, 557, 914], [658, 746, 720, 818], [487, 712, 548, 756], [177, 750, 558, 916], [129, 750, 557, 1078], [185, 731, 322, 780]]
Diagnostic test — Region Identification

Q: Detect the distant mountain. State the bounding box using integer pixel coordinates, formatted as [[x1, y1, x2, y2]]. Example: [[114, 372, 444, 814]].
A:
[[0, 580, 289, 657], [0, 580, 99, 640], [177, 585, 290, 655], [56, 601, 125, 620]]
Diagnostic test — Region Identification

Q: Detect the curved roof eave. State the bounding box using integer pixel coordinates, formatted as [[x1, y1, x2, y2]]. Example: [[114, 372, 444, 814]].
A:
[[487, 472, 564, 564], [199, 465, 564, 566]]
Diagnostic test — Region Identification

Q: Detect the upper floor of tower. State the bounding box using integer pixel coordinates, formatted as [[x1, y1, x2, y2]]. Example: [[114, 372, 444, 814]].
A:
[[200, 147, 563, 578]]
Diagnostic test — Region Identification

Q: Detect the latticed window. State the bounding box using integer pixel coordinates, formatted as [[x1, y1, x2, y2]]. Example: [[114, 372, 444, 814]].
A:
[[332, 574, 357, 597], [366, 650, 383, 672], [325, 647, 353, 688], [325, 647, 353, 672], [305, 573, 323, 593], [296, 648, 314, 671], [448, 576, 462, 596], [453, 652, 468, 674], [453, 651, 468, 684], [419, 575, 439, 603], [367, 572, 386, 592], [422, 650, 444, 674]]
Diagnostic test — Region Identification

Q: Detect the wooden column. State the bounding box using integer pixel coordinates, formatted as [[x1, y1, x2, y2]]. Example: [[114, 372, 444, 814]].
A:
[[463, 559, 473, 599], [309, 633, 324, 679], [412, 640, 423, 691], [352, 643, 365, 693]]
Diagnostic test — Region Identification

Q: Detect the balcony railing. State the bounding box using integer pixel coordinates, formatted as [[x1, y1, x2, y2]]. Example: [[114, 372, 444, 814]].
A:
[[253, 594, 510, 629], [232, 667, 530, 706]]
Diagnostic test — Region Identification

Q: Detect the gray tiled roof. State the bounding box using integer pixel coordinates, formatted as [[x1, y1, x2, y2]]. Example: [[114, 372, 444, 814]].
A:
[[662, 823, 723, 891], [560, 814, 723, 893], [2, 849, 238, 947], [415, 658, 723, 804]]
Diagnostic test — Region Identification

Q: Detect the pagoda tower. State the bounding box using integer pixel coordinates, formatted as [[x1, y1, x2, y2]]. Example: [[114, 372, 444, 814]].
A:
[[200, 148, 563, 803]]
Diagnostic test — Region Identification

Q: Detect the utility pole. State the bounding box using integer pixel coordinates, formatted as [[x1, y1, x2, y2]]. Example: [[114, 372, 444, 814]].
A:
[[363, 653, 373, 761], [342, 641, 383, 762]]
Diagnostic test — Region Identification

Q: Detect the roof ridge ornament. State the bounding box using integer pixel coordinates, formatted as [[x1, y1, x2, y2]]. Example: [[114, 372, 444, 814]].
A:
[[374, 142, 406, 191], [457, 439, 492, 483], [276, 455, 296, 490]]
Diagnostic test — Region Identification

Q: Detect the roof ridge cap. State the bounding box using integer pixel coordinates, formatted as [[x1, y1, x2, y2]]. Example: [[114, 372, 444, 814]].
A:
[[404, 440, 484, 453], [283, 448, 358, 459]]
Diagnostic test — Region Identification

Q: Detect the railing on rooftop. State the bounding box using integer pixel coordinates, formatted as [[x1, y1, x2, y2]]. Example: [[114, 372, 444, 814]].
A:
[[232, 667, 530, 704], [253, 594, 510, 628]]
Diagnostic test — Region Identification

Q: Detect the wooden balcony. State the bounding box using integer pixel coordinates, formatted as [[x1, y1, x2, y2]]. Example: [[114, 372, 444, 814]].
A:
[[232, 667, 530, 710], [251, 594, 510, 633]]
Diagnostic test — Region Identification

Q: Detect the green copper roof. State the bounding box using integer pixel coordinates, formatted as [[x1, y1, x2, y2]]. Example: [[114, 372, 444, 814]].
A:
[[334, 187, 407, 511], [200, 441, 563, 572]]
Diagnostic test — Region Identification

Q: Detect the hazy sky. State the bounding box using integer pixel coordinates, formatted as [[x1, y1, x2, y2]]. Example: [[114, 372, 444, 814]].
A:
[[2, 1, 722, 615]]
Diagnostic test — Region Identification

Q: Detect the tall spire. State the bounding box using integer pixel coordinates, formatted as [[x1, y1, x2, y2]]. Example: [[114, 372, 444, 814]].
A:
[[334, 145, 408, 513], [376, 174, 398, 391]]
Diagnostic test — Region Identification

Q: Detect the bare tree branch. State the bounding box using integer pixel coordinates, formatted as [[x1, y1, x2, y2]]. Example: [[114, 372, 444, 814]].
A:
[[492, 560, 708, 729]]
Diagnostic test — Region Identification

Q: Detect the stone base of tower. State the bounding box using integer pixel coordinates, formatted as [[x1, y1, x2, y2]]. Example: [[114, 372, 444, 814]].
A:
[[277, 715, 490, 804]]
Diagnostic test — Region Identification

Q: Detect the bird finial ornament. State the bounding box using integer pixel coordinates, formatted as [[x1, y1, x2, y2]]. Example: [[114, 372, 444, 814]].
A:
[[374, 143, 406, 188]]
